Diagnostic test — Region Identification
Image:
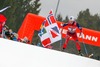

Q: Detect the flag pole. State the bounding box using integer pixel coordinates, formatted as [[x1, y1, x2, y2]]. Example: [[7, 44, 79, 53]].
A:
[[55, 0, 60, 18], [0, 6, 11, 13]]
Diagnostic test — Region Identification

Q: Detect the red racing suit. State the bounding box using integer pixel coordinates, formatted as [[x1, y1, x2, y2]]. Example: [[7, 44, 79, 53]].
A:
[[62, 21, 82, 51]]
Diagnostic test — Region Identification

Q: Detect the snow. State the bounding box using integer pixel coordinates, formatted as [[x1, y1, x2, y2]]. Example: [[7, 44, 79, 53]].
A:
[[0, 38, 100, 67]]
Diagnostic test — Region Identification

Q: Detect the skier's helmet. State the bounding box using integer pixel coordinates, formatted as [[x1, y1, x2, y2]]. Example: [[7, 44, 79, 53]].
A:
[[69, 16, 75, 21]]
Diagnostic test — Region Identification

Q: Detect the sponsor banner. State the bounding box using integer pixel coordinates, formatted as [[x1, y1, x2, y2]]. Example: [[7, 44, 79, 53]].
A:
[[61, 27, 100, 47]]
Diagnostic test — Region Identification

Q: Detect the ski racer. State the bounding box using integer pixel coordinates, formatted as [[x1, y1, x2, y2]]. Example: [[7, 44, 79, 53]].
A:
[[62, 16, 82, 55]]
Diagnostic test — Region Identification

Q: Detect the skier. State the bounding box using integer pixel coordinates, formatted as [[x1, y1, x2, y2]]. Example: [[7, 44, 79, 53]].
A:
[[62, 16, 82, 55]]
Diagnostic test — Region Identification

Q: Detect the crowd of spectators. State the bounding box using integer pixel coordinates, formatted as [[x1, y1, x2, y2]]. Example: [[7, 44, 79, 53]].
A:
[[0, 25, 30, 44]]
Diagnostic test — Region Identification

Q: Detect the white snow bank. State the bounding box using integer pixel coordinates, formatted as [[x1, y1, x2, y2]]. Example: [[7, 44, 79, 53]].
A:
[[0, 38, 100, 67]]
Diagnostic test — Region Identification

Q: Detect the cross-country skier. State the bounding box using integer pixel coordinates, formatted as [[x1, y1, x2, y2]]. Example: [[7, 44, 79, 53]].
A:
[[62, 16, 82, 55]]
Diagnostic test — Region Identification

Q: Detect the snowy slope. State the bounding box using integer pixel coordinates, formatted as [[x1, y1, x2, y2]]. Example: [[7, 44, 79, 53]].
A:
[[0, 38, 100, 67]]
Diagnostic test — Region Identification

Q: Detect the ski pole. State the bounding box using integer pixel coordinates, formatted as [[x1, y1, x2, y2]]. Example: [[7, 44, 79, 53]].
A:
[[60, 23, 64, 51], [60, 25, 63, 51], [81, 30, 88, 56]]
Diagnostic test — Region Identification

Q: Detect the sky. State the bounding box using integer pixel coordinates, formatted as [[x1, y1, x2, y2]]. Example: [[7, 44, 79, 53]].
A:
[[39, 0, 100, 19]]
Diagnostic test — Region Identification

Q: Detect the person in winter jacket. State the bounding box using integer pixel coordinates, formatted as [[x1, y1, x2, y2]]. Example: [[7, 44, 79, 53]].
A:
[[0, 14, 7, 37]]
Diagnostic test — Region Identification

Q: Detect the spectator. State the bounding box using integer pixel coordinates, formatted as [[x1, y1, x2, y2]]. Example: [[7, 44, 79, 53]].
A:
[[21, 37, 30, 44], [0, 14, 7, 37], [5, 30, 11, 40]]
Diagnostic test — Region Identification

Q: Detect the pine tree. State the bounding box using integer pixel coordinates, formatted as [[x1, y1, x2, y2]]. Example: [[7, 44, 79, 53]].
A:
[[77, 8, 100, 30], [0, 0, 41, 32], [63, 16, 68, 23], [56, 13, 63, 21]]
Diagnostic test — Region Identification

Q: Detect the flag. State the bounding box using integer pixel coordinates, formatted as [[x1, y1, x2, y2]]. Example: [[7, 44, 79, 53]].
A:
[[38, 20, 51, 47], [45, 10, 61, 44], [44, 10, 56, 27], [38, 10, 61, 47]]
